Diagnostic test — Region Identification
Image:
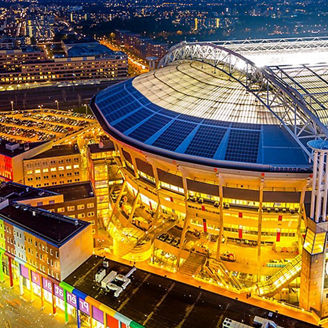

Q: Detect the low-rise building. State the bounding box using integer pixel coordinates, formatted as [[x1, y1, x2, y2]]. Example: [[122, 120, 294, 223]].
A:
[[0, 181, 62, 207], [23, 144, 82, 188], [42, 181, 98, 235], [0, 198, 92, 285], [0, 140, 52, 183]]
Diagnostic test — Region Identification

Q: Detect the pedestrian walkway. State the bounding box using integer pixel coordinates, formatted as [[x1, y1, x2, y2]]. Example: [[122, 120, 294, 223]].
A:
[[0, 277, 75, 328]]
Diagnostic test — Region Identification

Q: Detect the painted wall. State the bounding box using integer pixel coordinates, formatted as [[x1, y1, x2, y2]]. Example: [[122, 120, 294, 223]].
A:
[[59, 224, 93, 280]]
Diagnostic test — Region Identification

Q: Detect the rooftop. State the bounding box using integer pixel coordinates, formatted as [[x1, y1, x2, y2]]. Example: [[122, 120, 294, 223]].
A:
[[64, 42, 121, 58], [29, 144, 80, 160], [0, 201, 89, 247], [88, 139, 115, 154], [0, 46, 44, 54], [92, 67, 310, 172], [0, 182, 58, 201], [64, 255, 315, 328], [92, 40, 328, 172], [0, 140, 47, 158], [44, 181, 94, 202]]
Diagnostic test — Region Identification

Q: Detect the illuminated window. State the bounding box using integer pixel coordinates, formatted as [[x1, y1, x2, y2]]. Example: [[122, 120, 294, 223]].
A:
[[66, 165, 72, 170], [73, 164, 79, 169], [43, 168, 48, 173], [67, 206, 75, 212], [58, 166, 64, 171], [57, 208, 65, 213], [35, 169, 41, 174], [313, 232, 326, 254], [50, 167, 56, 172], [304, 229, 326, 255], [77, 204, 85, 210]]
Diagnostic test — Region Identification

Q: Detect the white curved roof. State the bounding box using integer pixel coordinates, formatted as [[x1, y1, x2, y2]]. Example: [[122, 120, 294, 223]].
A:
[[133, 61, 282, 125]]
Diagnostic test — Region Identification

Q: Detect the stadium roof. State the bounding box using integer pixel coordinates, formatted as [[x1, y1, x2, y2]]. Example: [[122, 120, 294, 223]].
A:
[[92, 41, 328, 172]]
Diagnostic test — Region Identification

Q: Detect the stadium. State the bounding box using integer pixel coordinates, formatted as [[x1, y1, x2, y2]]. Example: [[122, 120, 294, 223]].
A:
[[91, 39, 328, 320]]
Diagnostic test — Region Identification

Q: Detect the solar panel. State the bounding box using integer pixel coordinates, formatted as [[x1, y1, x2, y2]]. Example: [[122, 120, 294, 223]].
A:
[[202, 119, 231, 127], [185, 126, 226, 158], [146, 103, 163, 112], [231, 122, 261, 130], [178, 114, 203, 123], [96, 83, 124, 102], [138, 97, 151, 105], [225, 130, 260, 163], [129, 115, 171, 142], [97, 88, 128, 108], [158, 109, 180, 117], [113, 109, 152, 132], [152, 120, 197, 151], [105, 101, 140, 122]]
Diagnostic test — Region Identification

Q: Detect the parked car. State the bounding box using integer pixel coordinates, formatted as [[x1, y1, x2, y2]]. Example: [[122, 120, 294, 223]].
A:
[[220, 252, 236, 262]]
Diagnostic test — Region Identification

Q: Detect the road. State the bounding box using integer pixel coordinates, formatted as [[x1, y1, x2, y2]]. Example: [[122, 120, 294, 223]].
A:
[[0, 283, 69, 328], [0, 79, 127, 111]]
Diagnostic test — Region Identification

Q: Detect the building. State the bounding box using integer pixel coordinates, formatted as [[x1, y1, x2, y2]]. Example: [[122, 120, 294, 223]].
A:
[[0, 46, 47, 68], [87, 136, 122, 228], [0, 41, 128, 84], [0, 140, 52, 183], [23, 144, 82, 188], [90, 40, 328, 322], [0, 184, 313, 328], [61, 255, 314, 328], [115, 30, 168, 61], [0, 181, 62, 207], [41, 182, 98, 235], [0, 197, 92, 289]]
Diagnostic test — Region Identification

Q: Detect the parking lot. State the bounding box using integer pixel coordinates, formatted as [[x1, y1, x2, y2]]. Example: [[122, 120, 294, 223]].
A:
[[0, 109, 97, 143]]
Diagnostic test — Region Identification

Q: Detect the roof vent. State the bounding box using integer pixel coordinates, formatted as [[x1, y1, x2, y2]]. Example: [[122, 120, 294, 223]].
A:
[[5, 142, 19, 152], [74, 219, 78, 226], [24, 143, 30, 151], [32, 210, 36, 216]]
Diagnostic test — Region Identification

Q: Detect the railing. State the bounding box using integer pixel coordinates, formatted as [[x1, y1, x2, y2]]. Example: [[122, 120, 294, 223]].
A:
[[257, 254, 302, 296]]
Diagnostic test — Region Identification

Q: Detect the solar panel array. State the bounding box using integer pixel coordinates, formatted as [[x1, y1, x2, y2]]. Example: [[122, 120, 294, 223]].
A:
[[113, 109, 152, 132], [185, 126, 226, 158], [129, 115, 171, 142], [225, 130, 260, 163], [152, 120, 197, 151]]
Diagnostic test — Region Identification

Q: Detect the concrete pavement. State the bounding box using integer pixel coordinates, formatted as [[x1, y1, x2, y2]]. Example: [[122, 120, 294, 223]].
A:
[[0, 279, 75, 328]]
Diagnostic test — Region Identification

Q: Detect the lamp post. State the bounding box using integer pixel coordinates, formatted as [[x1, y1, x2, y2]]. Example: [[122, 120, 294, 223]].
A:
[[55, 100, 59, 110], [10, 100, 13, 111]]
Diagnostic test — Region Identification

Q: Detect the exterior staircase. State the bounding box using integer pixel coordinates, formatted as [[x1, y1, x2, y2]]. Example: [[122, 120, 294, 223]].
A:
[[256, 254, 302, 297], [206, 259, 243, 291], [179, 252, 207, 276]]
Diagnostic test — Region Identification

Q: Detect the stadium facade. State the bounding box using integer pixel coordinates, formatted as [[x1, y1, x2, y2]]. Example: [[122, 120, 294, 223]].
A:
[[91, 39, 328, 320]]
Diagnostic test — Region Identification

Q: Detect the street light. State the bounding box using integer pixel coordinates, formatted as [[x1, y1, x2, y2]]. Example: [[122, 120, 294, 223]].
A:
[[83, 103, 88, 115], [10, 100, 13, 112], [55, 100, 59, 110]]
